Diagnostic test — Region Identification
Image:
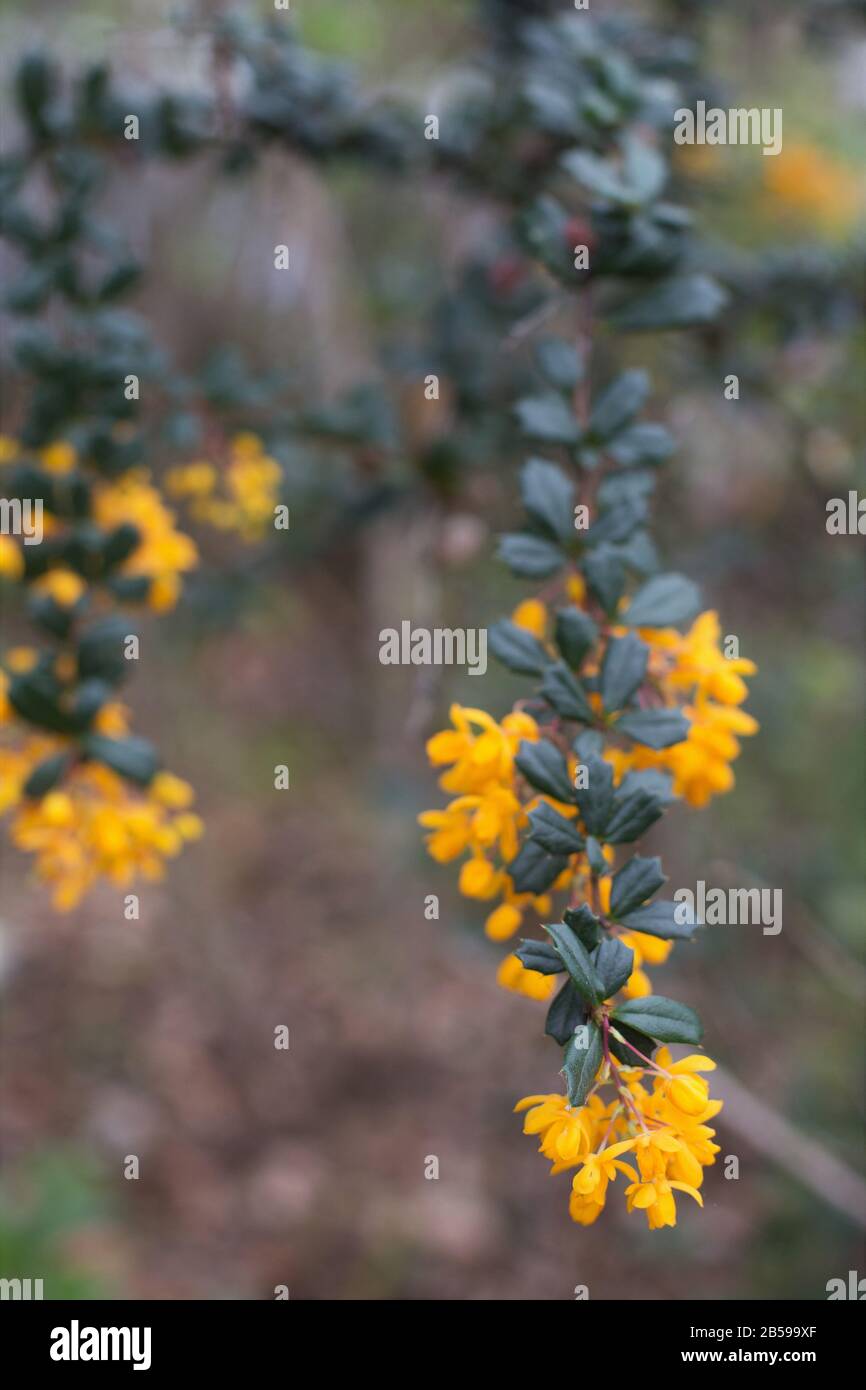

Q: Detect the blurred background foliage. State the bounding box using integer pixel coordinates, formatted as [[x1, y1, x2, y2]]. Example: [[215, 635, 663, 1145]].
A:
[[0, 0, 864, 1299]]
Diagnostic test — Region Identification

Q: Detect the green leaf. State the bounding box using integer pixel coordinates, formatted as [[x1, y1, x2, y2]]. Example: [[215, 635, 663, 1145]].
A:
[[612, 995, 703, 1046], [583, 544, 625, 615], [497, 532, 564, 579], [488, 619, 550, 676], [9, 671, 75, 734], [514, 393, 581, 446], [520, 457, 575, 542], [600, 633, 648, 713], [540, 661, 594, 724], [573, 729, 604, 761], [588, 370, 650, 442], [618, 900, 697, 940], [515, 738, 576, 804], [615, 707, 689, 749], [562, 904, 603, 952], [573, 753, 615, 836], [588, 488, 650, 543], [101, 523, 141, 571], [70, 678, 113, 730], [77, 615, 134, 684], [545, 921, 605, 1005], [545, 979, 589, 1045], [609, 855, 667, 919], [585, 834, 608, 875], [618, 767, 676, 805], [609, 1021, 657, 1067], [622, 572, 701, 627], [527, 802, 585, 856], [28, 593, 76, 641], [23, 751, 72, 799], [607, 273, 728, 332], [107, 574, 151, 603], [603, 787, 663, 844], [508, 838, 570, 895], [516, 195, 574, 280], [609, 422, 675, 468], [80, 733, 159, 786], [562, 1021, 603, 1106], [536, 338, 583, 393], [515, 940, 566, 975], [593, 934, 635, 998], [621, 133, 667, 204], [561, 149, 631, 203], [554, 606, 598, 670]]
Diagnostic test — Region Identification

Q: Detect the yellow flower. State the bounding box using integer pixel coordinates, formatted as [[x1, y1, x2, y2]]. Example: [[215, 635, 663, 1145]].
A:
[[9, 758, 203, 910], [0, 536, 24, 580], [497, 953, 556, 1000], [763, 140, 862, 237], [150, 770, 195, 809], [518, 1052, 722, 1229], [485, 902, 523, 941], [611, 611, 758, 807], [624, 1175, 703, 1229], [5, 648, 39, 674], [33, 568, 86, 608], [566, 574, 587, 605], [92, 471, 198, 611], [168, 434, 281, 541], [40, 441, 77, 474], [515, 1093, 599, 1165], [92, 702, 131, 738], [458, 853, 501, 900], [164, 461, 218, 499], [511, 598, 547, 639], [571, 1138, 638, 1196]]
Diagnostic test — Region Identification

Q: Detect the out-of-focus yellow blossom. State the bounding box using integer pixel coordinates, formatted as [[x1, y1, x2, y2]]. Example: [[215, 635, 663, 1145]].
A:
[[165, 433, 281, 542], [33, 567, 87, 608], [517, 1048, 721, 1228], [40, 441, 77, 474], [763, 140, 862, 237], [92, 470, 198, 611], [6, 647, 39, 674], [92, 701, 131, 738], [511, 598, 548, 639], [497, 952, 557, 1001], [566, 573, 586, 605], [10, 760, 203, 911], [0, 435, 20, 464], [0, 536, 24, 580]]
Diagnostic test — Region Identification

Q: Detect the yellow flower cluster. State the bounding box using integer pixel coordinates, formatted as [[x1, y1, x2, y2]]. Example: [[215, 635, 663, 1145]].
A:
[[609, 610, 758, 808], [517, 1049, 721, 1228], [419, 702, 576, 941], [0, 435, 207, 907], [165, 432, 281, 541], [0, 438, 199, 613], [2, 740, 203, 911], [92, 469, 199, 612], [763, 139, 862, 237]]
